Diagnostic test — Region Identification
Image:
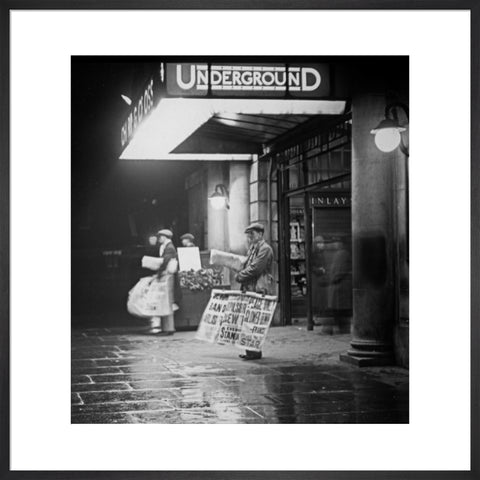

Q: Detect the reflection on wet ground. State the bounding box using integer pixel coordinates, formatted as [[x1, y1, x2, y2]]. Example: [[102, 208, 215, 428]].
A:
[[71, 327, 409, 424]]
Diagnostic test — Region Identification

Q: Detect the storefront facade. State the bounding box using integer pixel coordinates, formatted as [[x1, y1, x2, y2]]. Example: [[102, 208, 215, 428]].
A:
[[118, 57, 409, 367]]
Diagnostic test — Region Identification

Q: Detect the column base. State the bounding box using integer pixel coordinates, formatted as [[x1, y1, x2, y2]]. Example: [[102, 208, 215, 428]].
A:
[[339, 352, 394, 367], [339, 338, 395, 367]]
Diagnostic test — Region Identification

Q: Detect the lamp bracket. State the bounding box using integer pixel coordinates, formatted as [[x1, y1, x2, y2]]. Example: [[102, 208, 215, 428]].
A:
[[385, 102, 409, 157], [385, 102, 409, 123], [215, 184, 229, 197]]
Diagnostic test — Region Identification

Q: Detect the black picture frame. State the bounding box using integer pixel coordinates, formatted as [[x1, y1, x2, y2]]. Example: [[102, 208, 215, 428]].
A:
[[1, 2, 478, 479]]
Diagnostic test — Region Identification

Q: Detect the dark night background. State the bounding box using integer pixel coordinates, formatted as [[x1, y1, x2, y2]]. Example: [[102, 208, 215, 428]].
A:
[[72, 58, 198, 250], [71, 58, 201, 323]]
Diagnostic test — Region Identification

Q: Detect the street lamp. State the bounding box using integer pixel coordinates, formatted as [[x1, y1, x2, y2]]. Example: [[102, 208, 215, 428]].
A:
[[371, 100, 410, 331], [209, 184, 230, 210], [371, 102, 409, 156]]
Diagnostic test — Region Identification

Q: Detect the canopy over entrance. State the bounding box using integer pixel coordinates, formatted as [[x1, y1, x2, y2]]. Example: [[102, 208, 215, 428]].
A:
[[118, 62, 348, 161], [119, 98, 346, 161]]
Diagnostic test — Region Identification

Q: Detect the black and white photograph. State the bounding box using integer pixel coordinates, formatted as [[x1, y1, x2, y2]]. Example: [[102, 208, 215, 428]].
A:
[[4, 6, 475, 476], [71, 56, 410, 424]]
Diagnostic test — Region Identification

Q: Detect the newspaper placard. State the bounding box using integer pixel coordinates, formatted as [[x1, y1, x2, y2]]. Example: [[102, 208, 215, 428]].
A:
[[195, 290, 230, 343], [237, 295, 278, 351], [196, 290, 277, 352]]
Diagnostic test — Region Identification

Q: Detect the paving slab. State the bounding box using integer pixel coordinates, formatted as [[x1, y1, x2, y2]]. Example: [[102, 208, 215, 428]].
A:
[[71, 324, 409, 424]]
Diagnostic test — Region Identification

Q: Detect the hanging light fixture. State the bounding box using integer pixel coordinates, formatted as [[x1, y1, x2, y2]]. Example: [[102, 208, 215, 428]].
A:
[[371, 102, 409, 155], [209, 184, 230, 210]]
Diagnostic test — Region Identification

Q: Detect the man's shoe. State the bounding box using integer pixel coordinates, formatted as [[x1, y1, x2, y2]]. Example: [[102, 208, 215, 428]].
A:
[[145, 327, 163, 335], [239, 351, 262, 360]]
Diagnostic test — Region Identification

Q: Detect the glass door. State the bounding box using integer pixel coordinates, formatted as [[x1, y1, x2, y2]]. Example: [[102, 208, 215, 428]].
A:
[[310, 191, 352, 332]]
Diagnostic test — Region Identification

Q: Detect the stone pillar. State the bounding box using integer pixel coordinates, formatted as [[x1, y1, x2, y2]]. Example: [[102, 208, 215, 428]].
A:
[[207, 163, 227, 251], [228, 162, 250, 288], [249, 158, 268, 226], [341, 93, 395, 366], [228, 162, 250, 255], [249, 158, 279, 295], [393, 108, 410, 368]]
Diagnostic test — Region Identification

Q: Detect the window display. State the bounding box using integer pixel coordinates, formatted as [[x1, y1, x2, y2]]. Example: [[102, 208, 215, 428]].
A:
[[288, 201, 307, 312]]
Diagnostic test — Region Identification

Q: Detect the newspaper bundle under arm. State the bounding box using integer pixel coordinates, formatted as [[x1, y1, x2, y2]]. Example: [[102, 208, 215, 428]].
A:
[[141, 256, 163, 271], [209, 249, 247, 272]]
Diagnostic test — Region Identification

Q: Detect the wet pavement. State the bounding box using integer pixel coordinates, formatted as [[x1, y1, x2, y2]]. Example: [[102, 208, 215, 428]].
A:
[[71, 323, 409, 424]]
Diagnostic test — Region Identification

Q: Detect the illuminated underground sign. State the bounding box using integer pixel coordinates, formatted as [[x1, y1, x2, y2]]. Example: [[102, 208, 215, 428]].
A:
[[166, 63, 330, 98], [121, 78, 155, 148]]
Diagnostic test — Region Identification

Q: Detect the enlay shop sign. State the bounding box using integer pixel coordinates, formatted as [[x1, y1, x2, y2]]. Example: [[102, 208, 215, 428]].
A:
[[166, 63, 330, 98]]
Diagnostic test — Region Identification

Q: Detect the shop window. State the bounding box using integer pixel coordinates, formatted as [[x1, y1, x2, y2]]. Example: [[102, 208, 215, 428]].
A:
[[273, 115, 352, 324], [307, 145, 351, 185], [288, 198, 307, 308]]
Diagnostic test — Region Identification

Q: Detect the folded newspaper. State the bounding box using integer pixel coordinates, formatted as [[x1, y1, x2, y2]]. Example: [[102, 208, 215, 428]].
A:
[[141, 255, 163, 271], [209, 249, 247, 272]]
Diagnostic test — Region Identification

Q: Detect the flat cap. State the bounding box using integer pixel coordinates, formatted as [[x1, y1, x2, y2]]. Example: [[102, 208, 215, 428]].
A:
[[180, 233, 195, 241], [245, 222, 265, 233], [157, 229, 173, 238]]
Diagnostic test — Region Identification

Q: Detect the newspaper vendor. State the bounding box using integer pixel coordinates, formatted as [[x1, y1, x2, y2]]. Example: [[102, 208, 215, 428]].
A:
[[235, 222, 274, 360], [180, 233, 196, 247]]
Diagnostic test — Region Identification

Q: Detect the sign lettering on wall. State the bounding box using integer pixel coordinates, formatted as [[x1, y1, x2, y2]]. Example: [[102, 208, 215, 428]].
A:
[[167, 63, 330, 98], [311, 194, 351, 208], [120, 78, 156, 149]]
